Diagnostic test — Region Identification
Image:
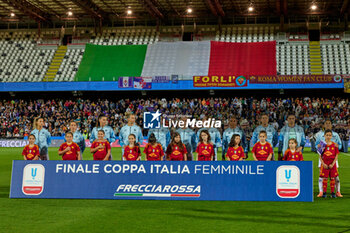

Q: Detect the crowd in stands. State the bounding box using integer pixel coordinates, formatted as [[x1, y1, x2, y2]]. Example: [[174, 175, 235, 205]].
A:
[[1, 97, 349, 142]]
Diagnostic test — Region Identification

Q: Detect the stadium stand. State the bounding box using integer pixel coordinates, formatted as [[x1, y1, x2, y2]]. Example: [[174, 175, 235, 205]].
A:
[[0, 31, 56, 82], [55, 47, 84, 82], [321, 42, 350, 75], [89, 28, 159, 45], [276, 43, 310, 75], [215, 26, 277, 42], [1, 25, 350, 82]]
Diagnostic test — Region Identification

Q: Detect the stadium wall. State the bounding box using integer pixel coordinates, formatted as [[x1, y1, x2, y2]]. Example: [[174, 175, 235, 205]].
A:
[[0, 80, 344, 92]]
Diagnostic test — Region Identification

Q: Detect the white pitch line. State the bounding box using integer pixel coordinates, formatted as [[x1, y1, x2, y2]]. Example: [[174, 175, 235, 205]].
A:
[[340, 152, 350, 157]]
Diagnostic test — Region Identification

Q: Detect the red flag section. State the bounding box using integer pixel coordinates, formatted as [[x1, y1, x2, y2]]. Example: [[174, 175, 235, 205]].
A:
[[208, 41, 277, 76]]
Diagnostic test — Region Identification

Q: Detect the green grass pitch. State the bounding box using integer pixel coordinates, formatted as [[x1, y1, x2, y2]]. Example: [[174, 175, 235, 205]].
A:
[[0, 147, 349, 233]]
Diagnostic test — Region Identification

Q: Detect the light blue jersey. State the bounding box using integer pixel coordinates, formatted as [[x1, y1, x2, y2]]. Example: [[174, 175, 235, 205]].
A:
[[251, 124, 278, 147], [176, 128, 197, 152], [278, 124, 306, 156], [90, 126, 117, 144], [30, 128, 51, 150], [119, 124, 143, 147], [315, 130, 342, 150], [147, 127, 171, 151], [222, 127, 247, 157]]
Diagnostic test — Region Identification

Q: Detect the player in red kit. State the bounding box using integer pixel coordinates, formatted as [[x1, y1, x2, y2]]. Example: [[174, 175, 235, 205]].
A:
[[22, 134, 40, 160], [90, 130, 111, 160], [195, 130, 215, 161], [144, 133, 164, 161], [319, 129, 340, 198], [226, 134, 245, 161], [166, 132, 187, 161], [252, 131, 273, 161], [123, 134, 141, 161], [58, 132, 81, 160], [283, 138, 304, 161]]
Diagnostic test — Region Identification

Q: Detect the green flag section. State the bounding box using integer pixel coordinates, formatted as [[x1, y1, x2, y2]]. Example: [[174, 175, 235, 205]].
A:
[[75, 44, 147, 81]]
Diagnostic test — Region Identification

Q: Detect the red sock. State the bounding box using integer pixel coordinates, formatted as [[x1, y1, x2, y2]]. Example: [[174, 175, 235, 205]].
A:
[[330, 179, 335, 193], [323, 178, 328, 193]]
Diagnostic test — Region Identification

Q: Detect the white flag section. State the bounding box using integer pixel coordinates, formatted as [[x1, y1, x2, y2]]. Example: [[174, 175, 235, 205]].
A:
[[141, 41, 211, 78]]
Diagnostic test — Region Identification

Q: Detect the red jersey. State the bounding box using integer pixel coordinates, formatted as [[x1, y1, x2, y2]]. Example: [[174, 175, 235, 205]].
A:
[[252, 141, 273, 161], [322, 142, 339, 165], [59, 142, 80, 160], [196, 143, 215, 161], [91, 140, 111, 160], [283, 149, 303, 161], [22, 144, 40, 160], [226, 146, 245, 161], [143, 143, 164, 161], [124, 145, 141, 161], [167, 144, 187, 161]]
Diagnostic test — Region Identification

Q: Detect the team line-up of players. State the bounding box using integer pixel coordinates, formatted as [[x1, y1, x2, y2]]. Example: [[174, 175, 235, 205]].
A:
[[21, 114, 342, 198]]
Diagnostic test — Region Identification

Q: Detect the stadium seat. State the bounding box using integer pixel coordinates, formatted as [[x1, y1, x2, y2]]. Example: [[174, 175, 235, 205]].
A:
[[215, 26, 277, 42], [0, 32, 56, 82]]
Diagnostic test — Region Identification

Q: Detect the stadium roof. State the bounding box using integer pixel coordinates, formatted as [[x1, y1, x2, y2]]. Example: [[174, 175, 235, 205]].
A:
[[0, 0, 348, 23]]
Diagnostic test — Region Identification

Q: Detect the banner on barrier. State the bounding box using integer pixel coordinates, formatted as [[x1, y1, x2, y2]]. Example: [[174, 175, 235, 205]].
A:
[[249, 75, 343, 84], [193, 76, 248, 87], [10, 161, 313, 202], [344, 75, 350, 93]]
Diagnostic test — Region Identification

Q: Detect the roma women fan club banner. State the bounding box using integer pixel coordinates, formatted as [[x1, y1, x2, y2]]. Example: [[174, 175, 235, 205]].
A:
[[192, 75, 344, 88], [10, 161, 313, 202]]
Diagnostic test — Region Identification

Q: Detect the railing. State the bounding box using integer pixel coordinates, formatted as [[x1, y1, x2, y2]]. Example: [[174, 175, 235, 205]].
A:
[[37, 38, 61, 46]]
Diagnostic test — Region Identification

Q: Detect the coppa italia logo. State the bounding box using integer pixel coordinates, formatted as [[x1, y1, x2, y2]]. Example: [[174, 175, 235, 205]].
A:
[[276, 165, 300, 198], [114, 184, 201, 198], [22, 164, 45, 195], [143, 110, 221, 129]]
